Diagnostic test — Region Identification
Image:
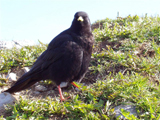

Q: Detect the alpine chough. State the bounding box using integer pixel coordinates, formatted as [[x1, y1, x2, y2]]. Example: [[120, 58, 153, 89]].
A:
[[5, 11, 94, 101]]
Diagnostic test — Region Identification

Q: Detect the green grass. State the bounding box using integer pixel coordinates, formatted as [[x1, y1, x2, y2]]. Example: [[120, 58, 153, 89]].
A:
[[0, 15, 160, 119], [0, 41, 47, 73]]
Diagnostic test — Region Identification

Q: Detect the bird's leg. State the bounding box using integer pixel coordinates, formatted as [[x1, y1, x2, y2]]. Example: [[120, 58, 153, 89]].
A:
[[57, 85, 65, 102], [71, 82, 79, 88]]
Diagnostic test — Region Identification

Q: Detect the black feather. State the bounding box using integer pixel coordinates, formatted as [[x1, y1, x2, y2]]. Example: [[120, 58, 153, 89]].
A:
[[5, 11, 94, 94]]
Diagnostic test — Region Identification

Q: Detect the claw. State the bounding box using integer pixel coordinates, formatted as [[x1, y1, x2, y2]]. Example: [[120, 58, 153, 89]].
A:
[[57, 85, 71, 102]]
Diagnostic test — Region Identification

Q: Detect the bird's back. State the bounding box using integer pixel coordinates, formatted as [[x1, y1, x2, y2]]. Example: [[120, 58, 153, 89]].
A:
[[40, 29, 93, 85], [4, 11, 94, 94]]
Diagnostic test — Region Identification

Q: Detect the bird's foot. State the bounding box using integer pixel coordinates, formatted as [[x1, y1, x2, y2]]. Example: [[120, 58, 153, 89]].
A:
[[60, 96, 71, 102]]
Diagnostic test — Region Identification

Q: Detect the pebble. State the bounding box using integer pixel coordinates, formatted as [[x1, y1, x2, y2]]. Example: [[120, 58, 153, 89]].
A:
[[6, 73, 17, 81], [33, 91, 40, 95], [35, 85, 47, 92], [75, 87, 80, 91], [14, 92, 21, 95], [60, 82, 68, 88], [23, 67, 30, 73], [0, 92, 17, 111], [114, 104, 137, 119]]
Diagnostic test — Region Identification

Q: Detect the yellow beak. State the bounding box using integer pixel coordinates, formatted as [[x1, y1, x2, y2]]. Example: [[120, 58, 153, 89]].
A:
[[77, 16, 84, 22]]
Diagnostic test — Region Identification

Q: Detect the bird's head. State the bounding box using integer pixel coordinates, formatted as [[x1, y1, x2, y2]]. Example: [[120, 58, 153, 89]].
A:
[[71, 11, 92, 34]]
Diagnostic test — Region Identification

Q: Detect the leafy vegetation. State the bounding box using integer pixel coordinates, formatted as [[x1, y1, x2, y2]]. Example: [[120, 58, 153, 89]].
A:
[[0, 15, 160, 119], [0, 41, 47, 73]]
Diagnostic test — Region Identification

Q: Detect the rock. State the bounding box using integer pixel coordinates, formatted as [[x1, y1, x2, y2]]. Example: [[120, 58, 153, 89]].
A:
[[0, 92, 17, 111], [6, 73, 17, 81], [114, 104, 137, 119], [74, 83, 85, 91], [33, 91, 40, 95], [0, 87, 8, 93], [47, 90, 54, 94], [134, 50, 139, 55], [14, 92, 21, 95], [60, 82, 68, 88], [75, 87, 80, 91], [35, 82, 39, 86], [34, 80, 44, 86], [35, 85, 47, 92], [23, 67, 30, 73]]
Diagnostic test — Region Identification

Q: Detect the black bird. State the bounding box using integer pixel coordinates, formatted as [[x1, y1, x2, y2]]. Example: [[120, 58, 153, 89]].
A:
[[5, 11, 94, 101]]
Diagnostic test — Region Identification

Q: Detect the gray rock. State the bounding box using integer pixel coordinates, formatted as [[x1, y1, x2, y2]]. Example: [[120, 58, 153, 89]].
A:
[[0, 92, 16, 111], [23, 67, 30, 73], [33, 91, 40, 95], [74, 83, 85, 91], [47, 90, 54, 94], [35, 85, 47, 92], [6, 73, 17, 81], [114, 104, 137, 119], [75, 87, 80, 91], [35, 82, 39, 86], [60, 82, 68, 88]]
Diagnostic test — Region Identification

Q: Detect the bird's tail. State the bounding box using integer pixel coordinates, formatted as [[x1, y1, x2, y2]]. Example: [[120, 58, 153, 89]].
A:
[[4, 73, 39, 94]]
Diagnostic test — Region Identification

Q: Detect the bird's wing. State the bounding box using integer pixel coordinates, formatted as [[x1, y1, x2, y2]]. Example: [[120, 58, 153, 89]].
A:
[[29, 33, 82, 75]]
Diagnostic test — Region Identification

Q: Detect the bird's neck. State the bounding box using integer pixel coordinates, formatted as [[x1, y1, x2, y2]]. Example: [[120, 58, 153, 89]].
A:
[[70, 26, 92, 36]]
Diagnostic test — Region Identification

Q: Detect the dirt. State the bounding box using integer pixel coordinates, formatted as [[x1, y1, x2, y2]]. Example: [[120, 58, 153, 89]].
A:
[[0, 66, 97, 118]]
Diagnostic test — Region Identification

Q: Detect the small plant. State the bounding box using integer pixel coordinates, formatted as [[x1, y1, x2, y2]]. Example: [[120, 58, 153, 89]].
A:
[[1, 15, 160, 119]]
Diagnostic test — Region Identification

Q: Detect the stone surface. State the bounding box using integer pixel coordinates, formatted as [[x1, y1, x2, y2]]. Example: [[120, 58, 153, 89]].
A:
[[75, 87, 80, 91], [6, 73, 17, 81], [33, 91, 40, 95], [14, 92, 21, 95], [23, 67, 30, 73], [114, 104, 137, 119], [0, 87, 8, 93], [60, 82, 68, 88], [0, 92, 17, 111], [35, 82, 39, 86], [35, 85, 47, 92]]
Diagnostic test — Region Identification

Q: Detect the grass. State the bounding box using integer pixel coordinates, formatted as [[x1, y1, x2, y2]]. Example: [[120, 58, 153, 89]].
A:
[[0, 15, 160, 119], [0, 41, 47, 73]]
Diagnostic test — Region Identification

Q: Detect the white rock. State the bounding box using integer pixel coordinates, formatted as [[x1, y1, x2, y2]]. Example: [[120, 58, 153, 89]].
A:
[[35, 85, 47, 92], [60, 82, 68, 88], [114, 105, 137, 119], [0, 87, 8, 93], [6, 73, 17, 81], [0, 92, 17, 111], [23, 67, 30, 73], [134, 50, 139, 55], [14, 92, 21, 95]]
